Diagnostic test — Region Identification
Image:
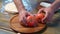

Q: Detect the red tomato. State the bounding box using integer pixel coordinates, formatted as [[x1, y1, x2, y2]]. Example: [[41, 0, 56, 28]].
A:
[[26, 16, 38, 27], [27, 16, 33, 20], [27, 22, 35, 27], [36, 13, 45, 19], [26, 16, 35, 27]]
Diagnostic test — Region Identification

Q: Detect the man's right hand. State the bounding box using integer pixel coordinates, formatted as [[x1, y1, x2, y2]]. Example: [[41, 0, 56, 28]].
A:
[[37, 8, 54, 23]]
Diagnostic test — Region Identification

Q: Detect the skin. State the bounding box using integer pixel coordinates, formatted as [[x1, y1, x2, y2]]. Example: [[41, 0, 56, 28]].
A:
[[38, 0, 60, 22], [13, 0, 32, 22], [13, 0, 60, 22]]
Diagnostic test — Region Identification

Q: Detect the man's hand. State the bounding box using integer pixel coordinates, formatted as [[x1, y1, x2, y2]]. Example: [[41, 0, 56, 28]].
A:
[[13, 0, 32, 22], [19, 10, 32, 22], [37, 0, 60, 23], [37, 8, 54, 23]]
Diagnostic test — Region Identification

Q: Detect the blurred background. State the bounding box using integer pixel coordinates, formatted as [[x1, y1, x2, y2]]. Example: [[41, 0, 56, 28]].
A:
[[0, 0, 60, 34]]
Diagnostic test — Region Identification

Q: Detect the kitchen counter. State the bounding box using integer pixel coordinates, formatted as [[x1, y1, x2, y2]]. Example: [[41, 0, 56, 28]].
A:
[[0, 0, 60, 34]]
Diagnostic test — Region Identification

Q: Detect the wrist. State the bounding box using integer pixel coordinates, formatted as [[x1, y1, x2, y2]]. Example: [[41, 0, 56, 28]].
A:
[[19, 10, 27, 14], [44, 7, 55, 13], [49, 7, 55, 13], [50, 0, 60, 12]]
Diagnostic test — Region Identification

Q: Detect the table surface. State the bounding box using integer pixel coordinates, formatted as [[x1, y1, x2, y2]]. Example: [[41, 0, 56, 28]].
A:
[[0, 0, 60, 34]]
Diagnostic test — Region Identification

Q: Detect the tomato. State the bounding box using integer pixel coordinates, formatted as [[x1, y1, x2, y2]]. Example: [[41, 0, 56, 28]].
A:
[[27, 16, 37, 27], [27, 16, 33, 21], [27, 22, 34, 27], [26, 13, 45, 27], [36, 13, 45, 20], [26, 16, 34, 27]]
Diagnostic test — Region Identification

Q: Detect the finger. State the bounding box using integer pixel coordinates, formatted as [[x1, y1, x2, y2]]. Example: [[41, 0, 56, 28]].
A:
[[42, 10, 48, 22], [37, 8, 44, 14], [25, 12, 30, 17], [22, 17, 27, 23], [27, 12, 33, 16], [33, 14, 36, 16], [25, 12, 33, 17]]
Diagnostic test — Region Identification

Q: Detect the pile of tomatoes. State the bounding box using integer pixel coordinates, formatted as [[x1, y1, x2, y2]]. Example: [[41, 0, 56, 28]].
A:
[[27, 13, 45, 27], [21, 13, 45, 27]]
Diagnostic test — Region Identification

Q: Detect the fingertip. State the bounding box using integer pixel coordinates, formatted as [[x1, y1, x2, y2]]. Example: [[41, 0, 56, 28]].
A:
[[38, 8, 45, 14]]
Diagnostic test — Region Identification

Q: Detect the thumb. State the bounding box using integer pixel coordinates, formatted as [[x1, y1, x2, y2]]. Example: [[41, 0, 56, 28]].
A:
[[37, 8, 44, 14], [42, 10, 48, 23]]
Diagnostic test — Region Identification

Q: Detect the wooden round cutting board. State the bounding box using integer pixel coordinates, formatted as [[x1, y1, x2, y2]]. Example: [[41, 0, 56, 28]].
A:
[[10, 14, 47, 33]]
